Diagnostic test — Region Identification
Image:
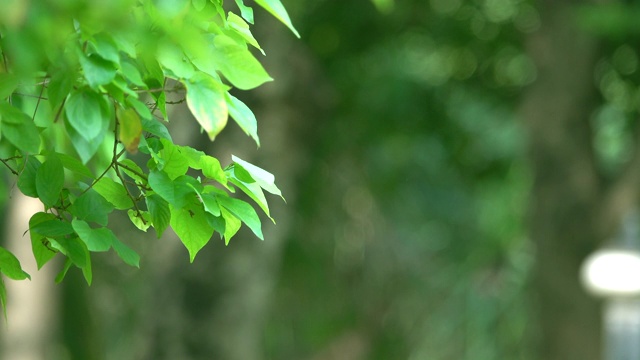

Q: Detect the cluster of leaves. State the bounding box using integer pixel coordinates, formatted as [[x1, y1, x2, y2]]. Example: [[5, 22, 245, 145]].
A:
[[0, 0, 296, 316]]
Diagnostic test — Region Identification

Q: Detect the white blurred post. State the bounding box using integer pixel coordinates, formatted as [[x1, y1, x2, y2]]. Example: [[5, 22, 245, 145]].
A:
[[581, 211, 640, 360]]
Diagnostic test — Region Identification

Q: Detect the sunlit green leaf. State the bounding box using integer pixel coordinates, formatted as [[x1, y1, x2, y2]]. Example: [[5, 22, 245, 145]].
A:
[[0, 246, 30, 280], [226, 93, 259, 146], [146, 194, 170, 238], [79, 52, 117, 89], [64, 115, 110, 164], [0, 73, 19, 100], [58, 153, 94, 180], [159, 139, 189, 179], [212, 34, 273, 90], [220, 207, 241, 245], [72, 219, 114, 252], [112, 237, 140, 268], [232, 155, 283, 199], [254, 0, 299, 37], [118, 158, 146, 184], [31, 219, 75, 237], [217, 194, 263, 239], [49, 237, 88, 269], [148, 170, 199, 208], [36, 153, 65, 208], [227, 12, 263, 54], [17, 156, 42, 197], [93, 177, 134, 210], [0, 102, 41, 153], [185, 73, 228, 141], [70, 189, 115, 226], [170, 203, 214, 262], [234, 0, 254, 23], [65, 88, 109, 141], [29, 212, 58, 270], [157, 41, 195, 79], [47, 68, 76, 111], [128, 209, 151, 231]]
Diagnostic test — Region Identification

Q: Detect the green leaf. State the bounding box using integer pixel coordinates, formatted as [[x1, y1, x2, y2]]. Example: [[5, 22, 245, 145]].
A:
[[127, 97, 153, 120], [29, 212, 58, 270], [141, 117, 172, 140], [220, 207, 241, 245], [82, 259, 93, 286], [93, 177, 134, 210], [228, 174, 270, 218], [47, 68, 76, 111], [148, 171, 199, 208], [217, 195, 263, 239], [254, 0, 300, 37], [201, 156, 229, 185], [170, 203, 214, 262], [234, 0, 254, 23], [0, 246, 30, 280], [111, 238, 140, 268], [0, 277, 6, 319], [146, 194, 170, 238], [72, 219, 114, 252], [79, 52, 117, 88], [49, 237, 89, 269], [200, 192, 221, 216], [70, 189, 115, 226], [0, 102, 41, 153], [58, 153, 94, 180], [127, 209, 151, 231], [119, 158, 146, 184], [121, 61, 146, 87], [0, 72, 19, 99], [192, 0, 206, 11], [65, 89, 109, 142], [90, 34, 121, 65], [31, 219, 75, 237], [118, 107, 142, 153], [36, 154, 65, 208], [232, 155, 283, 199], [185, 73, 228, 141], [157, 41, 195, 79], [55, 258, 73, 283], [212, 34, 273, 90], [64, 116, 110, 164], [159, 139, 189, 179], [227, 12, 263, 55], [17, 156, 42, 197], [226, 93, 259, 146]]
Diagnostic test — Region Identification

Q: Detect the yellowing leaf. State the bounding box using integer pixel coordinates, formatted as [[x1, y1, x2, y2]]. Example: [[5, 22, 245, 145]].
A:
[[118, 107, 142, 153], [185, 74, 228, 141]]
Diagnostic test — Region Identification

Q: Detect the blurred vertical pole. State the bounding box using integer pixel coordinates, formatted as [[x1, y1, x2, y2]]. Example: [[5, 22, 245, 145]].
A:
[[604, 298, 640, 360], [0, 192, 58, 360]]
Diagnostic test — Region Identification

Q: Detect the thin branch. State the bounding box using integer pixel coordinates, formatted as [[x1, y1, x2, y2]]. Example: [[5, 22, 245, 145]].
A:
[[31, 83, 46, 121], [117, 161, 148, 181], [13, 92, 48, 100], [0, 158, 19, 175]]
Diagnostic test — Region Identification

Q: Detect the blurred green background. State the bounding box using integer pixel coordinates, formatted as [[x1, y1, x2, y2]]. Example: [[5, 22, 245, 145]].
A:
[[3, 0, 640, 359]]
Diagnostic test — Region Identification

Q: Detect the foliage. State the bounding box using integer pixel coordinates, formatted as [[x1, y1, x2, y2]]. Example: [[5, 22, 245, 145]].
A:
[[0, 0, 295, 315]]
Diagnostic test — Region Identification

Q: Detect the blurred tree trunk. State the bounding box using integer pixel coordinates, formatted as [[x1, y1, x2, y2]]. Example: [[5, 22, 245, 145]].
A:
[[522, 0, 640, 359]]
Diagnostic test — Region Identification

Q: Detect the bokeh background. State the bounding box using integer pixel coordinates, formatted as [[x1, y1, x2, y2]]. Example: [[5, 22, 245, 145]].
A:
[[3, 0, 640, 359]]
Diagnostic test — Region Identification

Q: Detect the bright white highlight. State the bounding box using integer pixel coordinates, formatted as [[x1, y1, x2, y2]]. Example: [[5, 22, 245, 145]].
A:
[[581, 249, 640, 297]]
